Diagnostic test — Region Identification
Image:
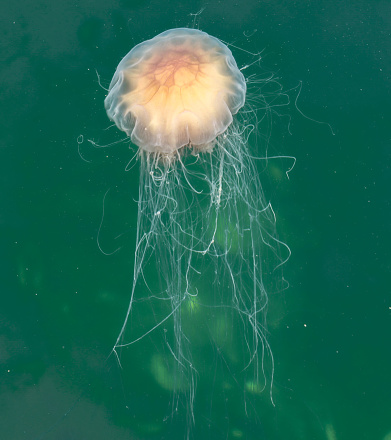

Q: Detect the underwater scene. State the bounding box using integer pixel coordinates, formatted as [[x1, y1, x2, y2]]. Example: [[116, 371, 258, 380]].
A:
[[2, 1, 390, 439]]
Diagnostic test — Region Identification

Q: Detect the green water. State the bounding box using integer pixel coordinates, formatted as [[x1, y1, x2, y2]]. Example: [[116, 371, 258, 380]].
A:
[[2, 1, 390, 439]]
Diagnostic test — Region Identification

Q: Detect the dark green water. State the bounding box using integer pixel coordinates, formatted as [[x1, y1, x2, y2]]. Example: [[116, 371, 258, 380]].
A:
[[2, 1, 390, 439]]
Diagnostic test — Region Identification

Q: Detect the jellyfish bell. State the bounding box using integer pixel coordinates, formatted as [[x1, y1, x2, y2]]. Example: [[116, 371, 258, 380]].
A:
[[104, 28, 289, 438], [104, 28, 246, 156]]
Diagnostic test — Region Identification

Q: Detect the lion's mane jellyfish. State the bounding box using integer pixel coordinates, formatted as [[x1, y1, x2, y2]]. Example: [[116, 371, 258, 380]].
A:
[[105, 28, 246, 155], [105, 28, 287, 436]]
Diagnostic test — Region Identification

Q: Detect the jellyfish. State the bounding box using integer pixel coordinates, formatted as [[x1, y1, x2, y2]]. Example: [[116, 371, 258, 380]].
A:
[[104, 28, 288, 437]]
